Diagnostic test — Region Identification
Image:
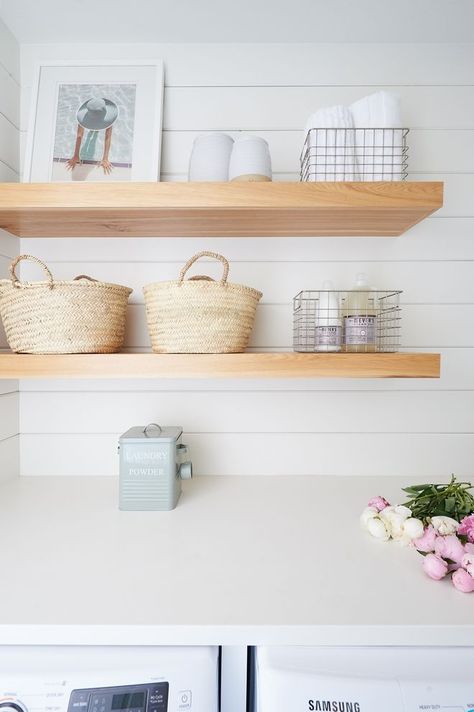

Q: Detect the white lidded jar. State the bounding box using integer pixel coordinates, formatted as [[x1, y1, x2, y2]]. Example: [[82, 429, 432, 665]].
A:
[[314, 280, 342, 352], [229, 135, 272, 182], [188, 132, 234, 181], [343, 272, 377, 353]]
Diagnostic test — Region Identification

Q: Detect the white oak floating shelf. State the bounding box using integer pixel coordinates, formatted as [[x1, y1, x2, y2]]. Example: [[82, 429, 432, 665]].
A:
[[0, 352, 440, 379], [0, 181, 443, 238]]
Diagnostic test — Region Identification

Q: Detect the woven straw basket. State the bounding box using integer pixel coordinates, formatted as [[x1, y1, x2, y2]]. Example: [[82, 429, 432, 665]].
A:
[[143, 251, 262, 353], [0, 255, 133, 354]]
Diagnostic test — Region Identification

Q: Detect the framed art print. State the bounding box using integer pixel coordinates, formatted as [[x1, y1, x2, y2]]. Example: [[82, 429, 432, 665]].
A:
[[24, 60, 164, 182]]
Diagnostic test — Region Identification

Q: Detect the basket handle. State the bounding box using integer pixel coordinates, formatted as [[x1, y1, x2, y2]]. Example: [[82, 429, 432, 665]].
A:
[[10, 254, 54, 290], [179, 252, 229, 285], [73, 275, 98, 283]]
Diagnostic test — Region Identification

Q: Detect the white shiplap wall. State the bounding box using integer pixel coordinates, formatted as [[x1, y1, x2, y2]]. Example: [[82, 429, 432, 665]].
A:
[[0, 17, 20, 481], [18, 42, 474, 477]]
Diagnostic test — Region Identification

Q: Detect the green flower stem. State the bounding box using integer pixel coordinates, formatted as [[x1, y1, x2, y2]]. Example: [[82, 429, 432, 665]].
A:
[[402, 475, 474, 524]]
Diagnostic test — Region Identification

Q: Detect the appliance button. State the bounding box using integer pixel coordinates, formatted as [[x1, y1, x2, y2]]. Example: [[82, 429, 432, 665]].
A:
[[177, 691, 192, 710]]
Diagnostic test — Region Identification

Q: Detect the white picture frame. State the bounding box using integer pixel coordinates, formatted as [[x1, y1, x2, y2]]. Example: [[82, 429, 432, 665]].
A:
[[24, 59, 164, 182]]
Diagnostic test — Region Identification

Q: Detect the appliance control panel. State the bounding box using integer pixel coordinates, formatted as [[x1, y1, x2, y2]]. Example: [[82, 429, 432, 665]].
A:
[[67, 685, 168, 712], [0, 646, 218, 712], [400, 680, 474, 711]]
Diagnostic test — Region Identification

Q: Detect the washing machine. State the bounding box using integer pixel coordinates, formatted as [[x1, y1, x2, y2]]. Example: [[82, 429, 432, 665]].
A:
[[250, 646, 474, 712], [0, 646, 219, 712]]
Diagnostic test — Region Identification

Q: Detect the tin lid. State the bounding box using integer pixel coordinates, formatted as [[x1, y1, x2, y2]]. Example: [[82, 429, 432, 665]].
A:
[[119, 423, 183, 443]]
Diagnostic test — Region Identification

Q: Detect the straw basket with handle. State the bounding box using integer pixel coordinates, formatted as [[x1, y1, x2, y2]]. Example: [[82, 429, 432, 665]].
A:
[[143, 251, 263, 353], [0, 255, 133, 354]]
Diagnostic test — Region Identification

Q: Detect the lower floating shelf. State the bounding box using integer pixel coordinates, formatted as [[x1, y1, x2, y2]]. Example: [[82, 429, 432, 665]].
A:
[[0, 351, 440, 379]]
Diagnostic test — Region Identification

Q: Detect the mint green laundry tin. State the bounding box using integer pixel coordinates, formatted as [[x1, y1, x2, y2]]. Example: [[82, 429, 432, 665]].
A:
[[118, 423, 193, 511]]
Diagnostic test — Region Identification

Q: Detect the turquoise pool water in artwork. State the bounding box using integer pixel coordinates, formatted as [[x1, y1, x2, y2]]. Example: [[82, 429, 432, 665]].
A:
[[53, 83, 136, 165]]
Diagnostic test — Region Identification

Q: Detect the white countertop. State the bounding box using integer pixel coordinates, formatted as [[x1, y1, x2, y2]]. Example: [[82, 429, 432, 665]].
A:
[[0, 475, 473, 646]]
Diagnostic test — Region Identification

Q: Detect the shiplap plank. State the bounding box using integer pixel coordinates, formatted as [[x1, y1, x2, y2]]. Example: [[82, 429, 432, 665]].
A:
[[19, 390, 474, 434], [20, 43, 474, 89], [0, 231, 20, 259], [0, 254, 13, 272], [121, 303, 474, 349], [417, 174, 474, 217], [0, 114, 19, 174], [0, 19, 19, 81], [0, 161, 19, 183], [0, 393, 19, 440], [0, 63, 20, 129], [21, 216, 474, 261], [20, 259, 474, 305], [20, 432, 474, 478], [0, 254, 13, 349], [0, 380, 19, 395], [0, 435, 19, 482], [164, 86, 474, 131], [161, 129, 474, 174]]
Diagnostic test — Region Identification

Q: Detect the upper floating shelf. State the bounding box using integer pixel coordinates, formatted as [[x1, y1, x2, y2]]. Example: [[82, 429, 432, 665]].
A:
[[0, 181, 443, 238]]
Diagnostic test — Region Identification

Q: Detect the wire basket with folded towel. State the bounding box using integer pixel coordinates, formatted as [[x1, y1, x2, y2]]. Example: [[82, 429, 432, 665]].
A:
[[301, 91, 409, 182]]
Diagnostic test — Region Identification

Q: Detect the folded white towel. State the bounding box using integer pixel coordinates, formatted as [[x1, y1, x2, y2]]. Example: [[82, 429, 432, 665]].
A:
[[350, 91, 402, 128], [350, 92, 403, 180], [304, 105, 359, 181], [304, 104, 354, 134]]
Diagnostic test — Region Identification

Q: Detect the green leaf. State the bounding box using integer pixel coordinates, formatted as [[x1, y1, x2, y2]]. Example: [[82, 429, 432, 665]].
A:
[[445, 497, 455, 512], [400, 475, 474, 523]]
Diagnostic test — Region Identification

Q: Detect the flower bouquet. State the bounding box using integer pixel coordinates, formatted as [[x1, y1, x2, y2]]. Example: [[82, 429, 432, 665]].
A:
[[361, 476, 474, 593]]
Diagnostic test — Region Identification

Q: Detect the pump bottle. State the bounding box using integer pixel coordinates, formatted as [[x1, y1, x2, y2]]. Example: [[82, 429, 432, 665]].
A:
[[343, 273, 377, 353], [315, 280, 342, 352]]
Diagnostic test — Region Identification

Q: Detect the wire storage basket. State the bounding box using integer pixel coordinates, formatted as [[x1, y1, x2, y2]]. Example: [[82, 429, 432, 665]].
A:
[[300, 128, 409, 182], [293, 290, 402, 353]]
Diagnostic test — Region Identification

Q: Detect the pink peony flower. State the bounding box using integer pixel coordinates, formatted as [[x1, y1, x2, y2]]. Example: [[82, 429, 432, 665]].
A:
[[413, 525, 437, 553], [422, 553, 448, 581], [367, 496, 390, 512], [452, 567, 474, 593], [461, 552, 474, 578], [434, 534, 466, 565], [458, 514, 474, 543]]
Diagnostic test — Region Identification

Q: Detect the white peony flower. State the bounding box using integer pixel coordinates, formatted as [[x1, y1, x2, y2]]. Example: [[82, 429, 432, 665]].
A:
[[380, 505, 411, 539], [361, 502, 419, 544], [394, 505, 412, 519], [402, 517, 425, 541], [430, 515, 459, 535], [360, 506, 378, 529], [366, 516, 391, 541]]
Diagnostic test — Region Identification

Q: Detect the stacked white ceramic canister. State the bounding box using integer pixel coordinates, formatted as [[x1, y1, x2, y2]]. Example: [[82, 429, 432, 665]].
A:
[[188, 133, 272, 182]]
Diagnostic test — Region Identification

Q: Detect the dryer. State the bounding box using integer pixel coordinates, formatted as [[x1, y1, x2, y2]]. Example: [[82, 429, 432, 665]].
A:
[[251, 645, 474, 712], [0, 646, 218, 712]]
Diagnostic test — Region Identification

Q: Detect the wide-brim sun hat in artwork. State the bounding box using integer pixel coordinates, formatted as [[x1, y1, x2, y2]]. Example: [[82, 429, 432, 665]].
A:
[[76, 97, 119, 130]]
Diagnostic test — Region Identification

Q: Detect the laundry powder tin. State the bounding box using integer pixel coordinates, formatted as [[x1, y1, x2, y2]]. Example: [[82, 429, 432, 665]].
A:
[[118, 423, 193, 511]]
